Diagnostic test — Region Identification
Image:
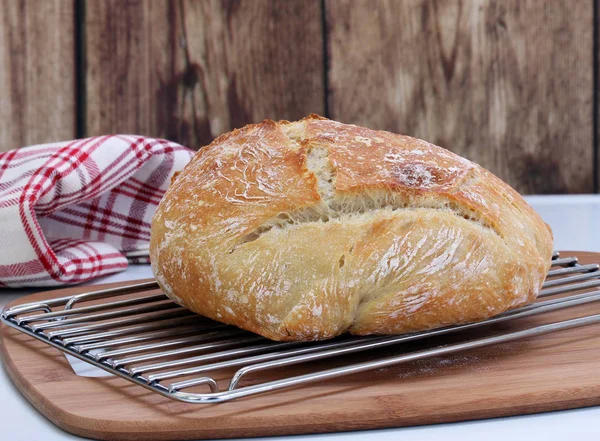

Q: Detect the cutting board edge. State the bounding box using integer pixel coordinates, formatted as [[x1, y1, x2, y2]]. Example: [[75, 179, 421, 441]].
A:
[[5, 332, 600, 441], [2, 251, 600, 440], [5, 329, 600, 441]]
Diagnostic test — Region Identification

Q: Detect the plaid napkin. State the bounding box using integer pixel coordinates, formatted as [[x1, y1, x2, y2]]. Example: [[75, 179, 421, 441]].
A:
[[0, 135, 193, 287]]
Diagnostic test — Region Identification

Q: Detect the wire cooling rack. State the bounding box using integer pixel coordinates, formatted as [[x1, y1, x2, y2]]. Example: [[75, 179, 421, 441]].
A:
[[3, 251, 600, 404]]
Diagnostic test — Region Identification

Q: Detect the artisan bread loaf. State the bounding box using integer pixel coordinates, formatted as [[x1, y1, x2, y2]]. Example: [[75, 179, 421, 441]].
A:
[[150, 115, 553, 341]]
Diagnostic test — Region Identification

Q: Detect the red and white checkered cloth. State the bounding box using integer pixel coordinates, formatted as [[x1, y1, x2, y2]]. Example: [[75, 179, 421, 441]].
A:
[[0, 135, 193, 287]]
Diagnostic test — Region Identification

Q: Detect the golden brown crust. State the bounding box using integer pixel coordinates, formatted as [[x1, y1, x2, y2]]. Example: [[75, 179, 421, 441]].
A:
[[150, 116, 553, 341]]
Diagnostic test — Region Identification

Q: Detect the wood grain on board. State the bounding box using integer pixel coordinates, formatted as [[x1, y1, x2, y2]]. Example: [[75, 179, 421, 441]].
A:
[[326, 0, 593, 194], [3, 252, 600, 440], [0, 0, 75, 151], [85, 0, 325, 149]]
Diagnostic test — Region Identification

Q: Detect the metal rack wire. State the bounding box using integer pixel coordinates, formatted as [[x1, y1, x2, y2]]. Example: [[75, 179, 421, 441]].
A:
[[3, 251, 600, 404]]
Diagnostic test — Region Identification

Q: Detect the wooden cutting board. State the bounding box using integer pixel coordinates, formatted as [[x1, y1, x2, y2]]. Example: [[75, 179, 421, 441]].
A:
[[3, 251, 600, 441]]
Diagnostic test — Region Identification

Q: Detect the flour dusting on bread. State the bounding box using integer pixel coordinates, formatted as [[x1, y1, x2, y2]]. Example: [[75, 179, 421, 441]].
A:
[[150, 115, 553, 341]]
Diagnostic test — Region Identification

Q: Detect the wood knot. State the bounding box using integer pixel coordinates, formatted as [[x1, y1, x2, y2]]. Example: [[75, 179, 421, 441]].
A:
[[182, 63, 201, 88]]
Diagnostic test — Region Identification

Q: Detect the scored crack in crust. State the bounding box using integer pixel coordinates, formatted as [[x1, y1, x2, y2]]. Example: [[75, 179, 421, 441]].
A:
[[150, 115, 554, 341], [231, 146, 501, 254]]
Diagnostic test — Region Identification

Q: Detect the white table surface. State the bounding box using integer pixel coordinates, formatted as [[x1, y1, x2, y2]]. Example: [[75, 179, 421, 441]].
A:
[[2, 194, 600, 441]]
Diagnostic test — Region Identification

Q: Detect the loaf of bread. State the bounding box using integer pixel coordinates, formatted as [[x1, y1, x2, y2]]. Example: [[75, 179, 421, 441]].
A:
[[150, 115, 553, 341]]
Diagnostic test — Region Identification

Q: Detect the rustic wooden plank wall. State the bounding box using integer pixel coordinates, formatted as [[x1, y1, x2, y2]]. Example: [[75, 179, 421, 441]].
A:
[[326, 0, 593, 194], [85, 0, 324, 148], [85, 0, 175, 144], [0, 0, 596, 194], [0, 0, 75, 151]]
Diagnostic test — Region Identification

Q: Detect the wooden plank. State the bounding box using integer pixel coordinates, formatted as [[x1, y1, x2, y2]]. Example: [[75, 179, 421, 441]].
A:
[[85, 0, 324, 149], [326, 0, 593, 194], [84, 0, 175, 143], [597, 0, 600, 194], [0, 0, 75, 151], [4, 252, 600, 440]]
